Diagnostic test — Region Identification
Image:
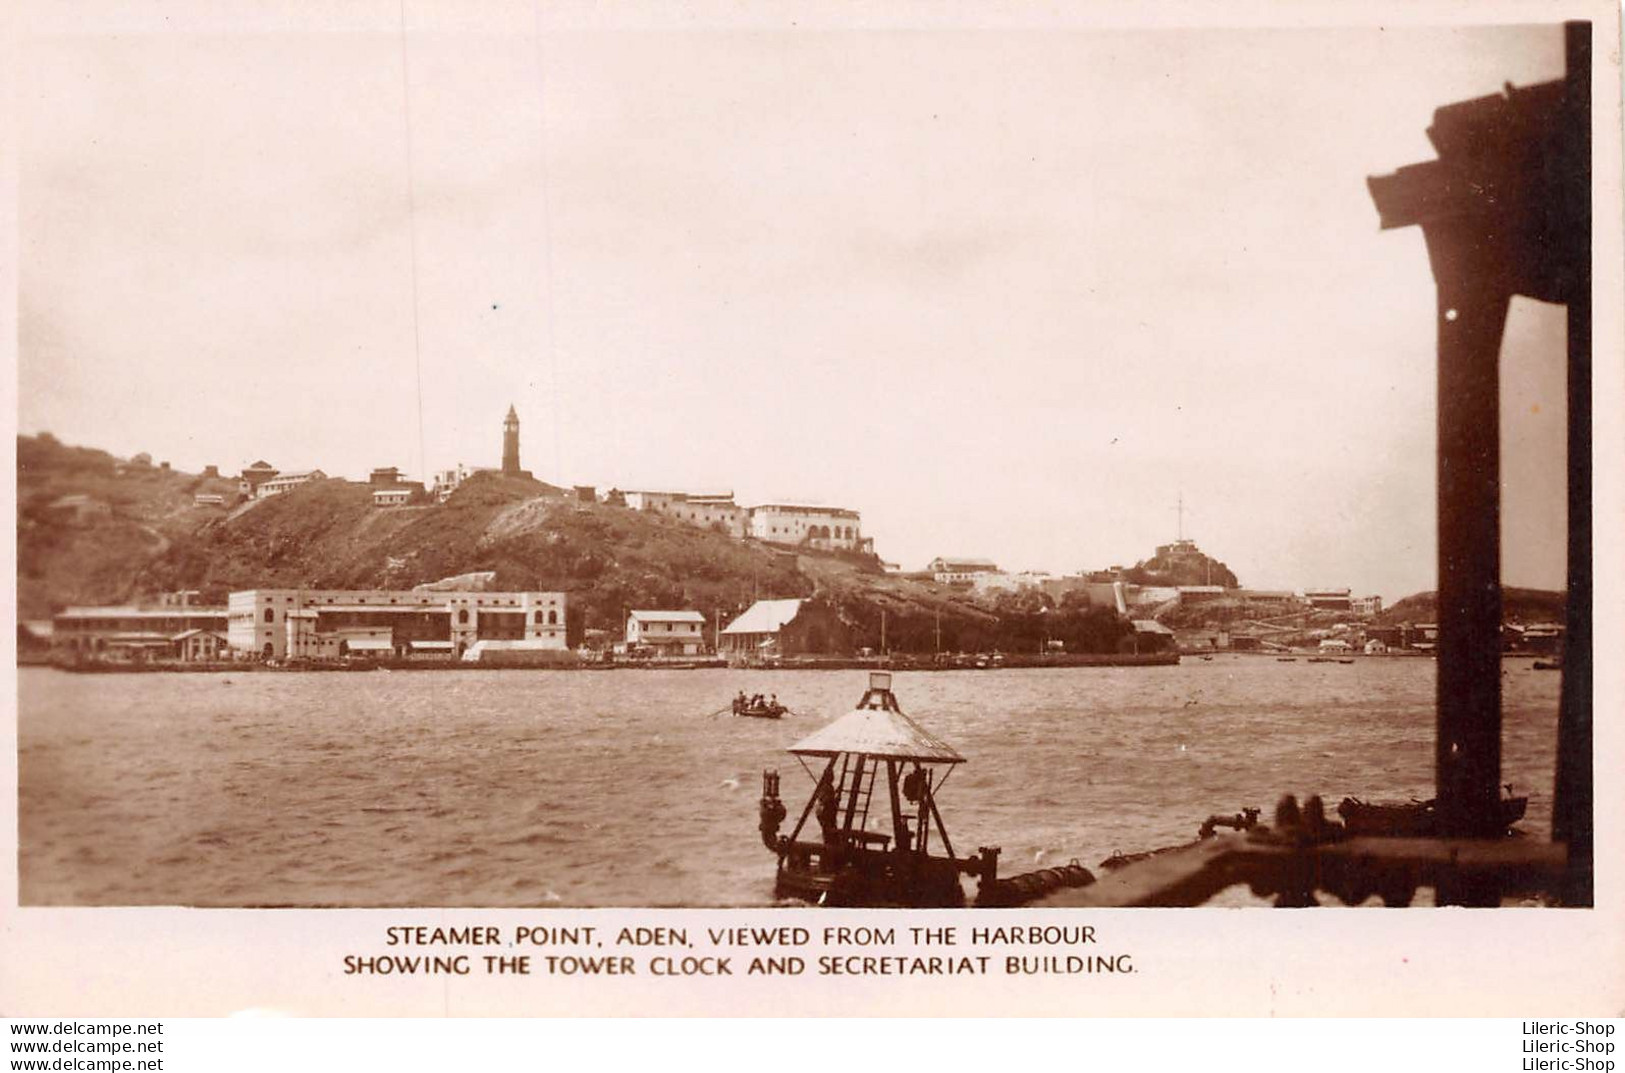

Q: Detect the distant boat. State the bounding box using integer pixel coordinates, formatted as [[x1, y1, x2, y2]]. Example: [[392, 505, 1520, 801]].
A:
[[1276, 657, 1297, 662], [733, 698, 787, 719], [1533, 659, 1563, 671]]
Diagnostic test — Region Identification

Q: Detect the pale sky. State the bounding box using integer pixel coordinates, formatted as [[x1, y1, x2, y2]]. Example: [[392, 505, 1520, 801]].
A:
[[17, 4, 1575, 602]]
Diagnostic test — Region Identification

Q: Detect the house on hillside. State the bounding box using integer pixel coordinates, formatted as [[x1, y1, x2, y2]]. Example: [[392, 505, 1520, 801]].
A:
[[256, 470, 326, 499], [625, 610, 707, 656], [239, 460, 279, 497], [749, 504, 865, 552], [720, 598, 848, 659], [617, 490, 749, 538], [1304, 588, 1353, 611], [928, 557, 998, 585]]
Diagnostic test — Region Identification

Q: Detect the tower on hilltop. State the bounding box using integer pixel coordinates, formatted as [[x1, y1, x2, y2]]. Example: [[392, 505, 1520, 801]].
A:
[[502, 404, 521, 476]]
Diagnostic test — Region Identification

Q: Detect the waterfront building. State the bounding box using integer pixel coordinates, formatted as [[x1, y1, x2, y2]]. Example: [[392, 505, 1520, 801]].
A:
[[720, 598, 848, 658], [173, 629, 231, 661], [227, 588, 568, 660], [1175, 628, 1229, 652], [256, 469, 326, 499], [625, 610, 707, 656], [193, 493, 226, 507], [927, 557, 998, 584], [1128, 619, 1176, 653], [53, 601, 230, 659], [369, 466, 401, 486], [751, 504, 864, 552]]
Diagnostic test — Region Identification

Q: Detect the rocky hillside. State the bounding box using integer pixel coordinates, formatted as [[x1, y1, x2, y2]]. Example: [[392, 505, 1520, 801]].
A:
[[1375, 587, 1567, 626], [16, 434, 1131, 653]]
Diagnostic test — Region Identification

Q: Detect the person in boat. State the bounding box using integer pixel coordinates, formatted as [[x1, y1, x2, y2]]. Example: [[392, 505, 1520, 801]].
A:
[[769, 693, 779, 712], [733, 690, 747, 715]]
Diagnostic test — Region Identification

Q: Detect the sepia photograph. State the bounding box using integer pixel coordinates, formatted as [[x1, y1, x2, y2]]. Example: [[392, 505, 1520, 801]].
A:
[[5, 0, 1615, 993]]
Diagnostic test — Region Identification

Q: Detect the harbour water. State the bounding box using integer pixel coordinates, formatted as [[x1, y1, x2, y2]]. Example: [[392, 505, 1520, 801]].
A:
[[18, 659, 1562, 907]]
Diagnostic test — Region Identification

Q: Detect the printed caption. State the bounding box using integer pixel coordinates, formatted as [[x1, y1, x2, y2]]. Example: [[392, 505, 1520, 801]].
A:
[[342, 923, 1135, 979]]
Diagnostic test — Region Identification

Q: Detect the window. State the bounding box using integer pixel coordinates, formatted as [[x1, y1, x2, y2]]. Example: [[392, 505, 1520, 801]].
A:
[[458, 609, 469, 624], [264, 608, 274, 623], [535, 610, 545, 623], [548, 610, 558, 625]]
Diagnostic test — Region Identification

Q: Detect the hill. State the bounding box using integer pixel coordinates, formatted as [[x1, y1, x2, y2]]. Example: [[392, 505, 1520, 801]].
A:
[[16, 434, 1131, 653], [1376, 587, 1567, 626]]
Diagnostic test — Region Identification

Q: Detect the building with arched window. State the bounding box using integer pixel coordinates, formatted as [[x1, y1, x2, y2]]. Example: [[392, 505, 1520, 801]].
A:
[[228, 588, 569, 660], [747, 504, 866, 552]]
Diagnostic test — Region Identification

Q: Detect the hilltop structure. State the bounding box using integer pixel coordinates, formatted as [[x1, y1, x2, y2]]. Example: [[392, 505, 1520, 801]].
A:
[[502, 404, 529, 478], [606, 489, 872, 554]]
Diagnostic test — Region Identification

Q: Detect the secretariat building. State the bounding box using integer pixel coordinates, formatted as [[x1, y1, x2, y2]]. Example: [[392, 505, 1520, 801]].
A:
[[228, 588, 567, 660]]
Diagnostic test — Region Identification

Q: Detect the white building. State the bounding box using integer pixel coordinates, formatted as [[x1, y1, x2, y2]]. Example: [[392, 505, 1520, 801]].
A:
[[625, 609, 707, 655], [928, 557, 999, 585], [256, 470, 327, 499], [749, 503, 864, 551], [619, 490, 748, 538], [432, 464, 476, 502], [1350, 595, 1384, 617], [372, 488, 411, 508], [228, 588, 567, 660], [970, 570, 1055, 596]]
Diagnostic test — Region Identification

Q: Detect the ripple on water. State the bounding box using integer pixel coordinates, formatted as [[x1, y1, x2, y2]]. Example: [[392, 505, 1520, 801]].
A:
[[16, 662, 1562, 906]]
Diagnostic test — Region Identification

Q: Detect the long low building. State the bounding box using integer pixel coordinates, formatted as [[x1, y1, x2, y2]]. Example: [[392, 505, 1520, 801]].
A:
[[53, 604, 230, 658], [228, 588, 568, 660]]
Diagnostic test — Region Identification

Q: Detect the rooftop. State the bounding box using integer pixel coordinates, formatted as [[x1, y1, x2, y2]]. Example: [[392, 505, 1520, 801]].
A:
[[722, 598, 804, 635], [629, 609, 706, 623], [789, 706, 965, 764]]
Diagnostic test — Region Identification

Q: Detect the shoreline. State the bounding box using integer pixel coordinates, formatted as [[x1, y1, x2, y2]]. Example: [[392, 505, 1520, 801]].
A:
[[35, 652, 1184, 674]]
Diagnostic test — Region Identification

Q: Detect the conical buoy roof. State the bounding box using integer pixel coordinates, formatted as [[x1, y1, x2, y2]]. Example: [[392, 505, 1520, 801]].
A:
[[789, 705, 965, 764]]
